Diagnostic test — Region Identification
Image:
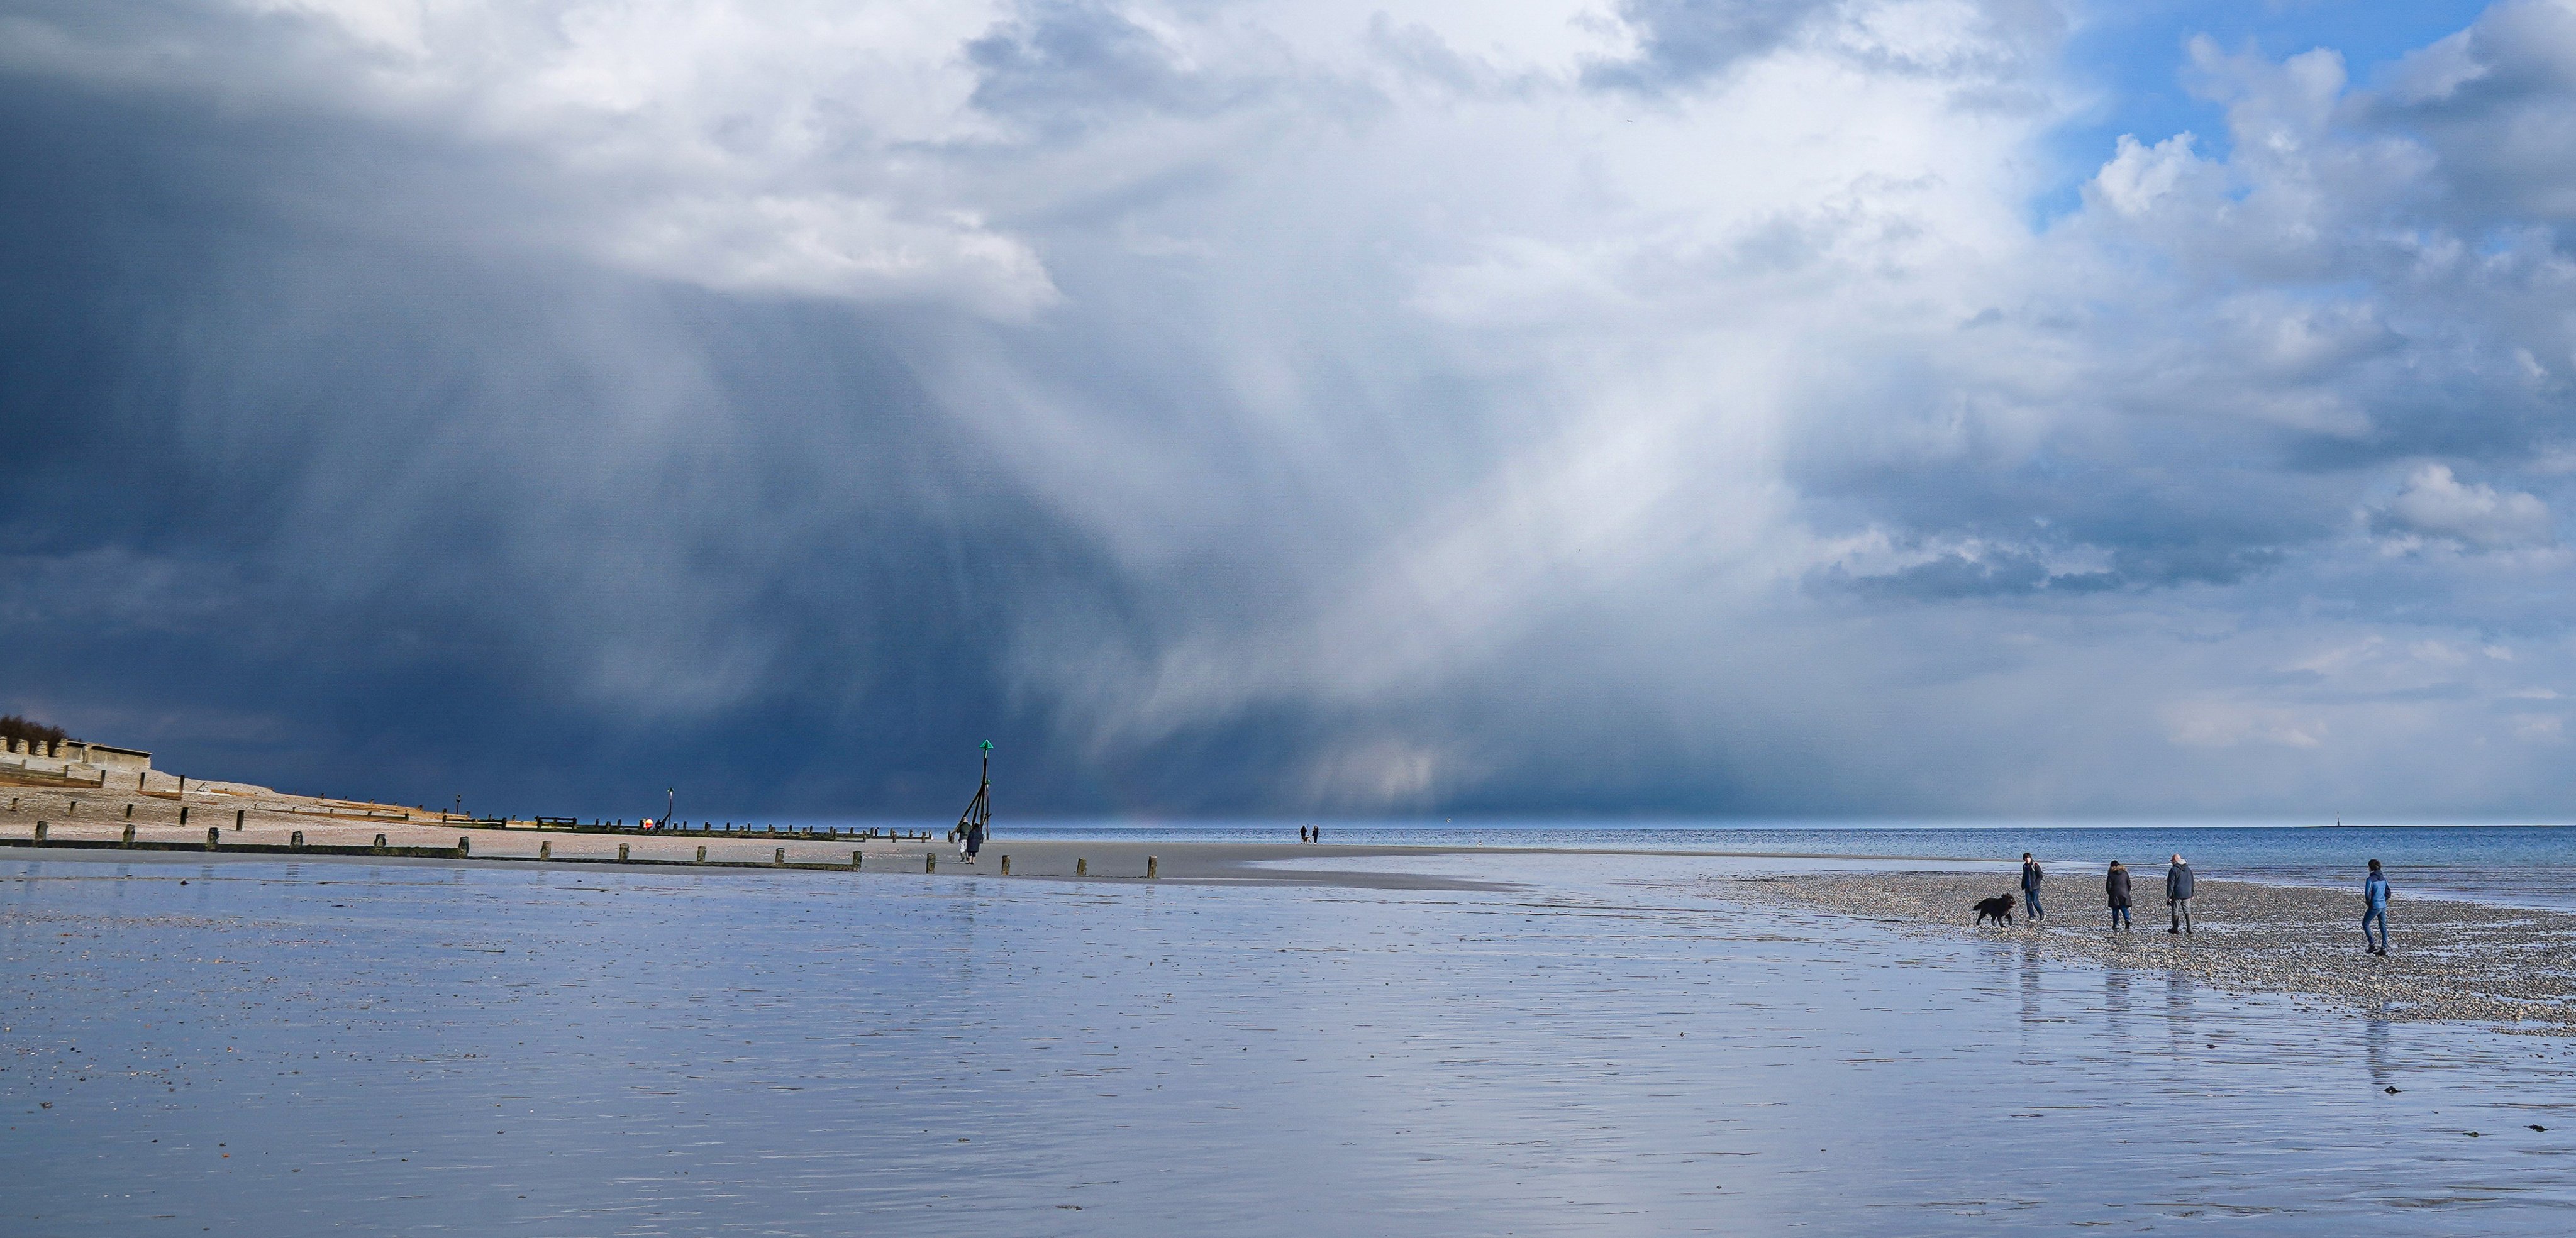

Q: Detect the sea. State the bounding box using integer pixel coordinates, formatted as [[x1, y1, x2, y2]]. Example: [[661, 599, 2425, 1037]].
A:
[[6, 826, 2576, 1234]]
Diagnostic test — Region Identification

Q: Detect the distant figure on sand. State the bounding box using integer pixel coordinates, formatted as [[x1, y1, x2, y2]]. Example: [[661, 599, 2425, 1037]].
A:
[[2019, 853, 2045, 923], [2105, 860, 2132, 931], [2166, 854, 2195, 934], [1300, 826, 1310, 844], [962, 817, 984, 864], [2363, 859, 2391, 955]]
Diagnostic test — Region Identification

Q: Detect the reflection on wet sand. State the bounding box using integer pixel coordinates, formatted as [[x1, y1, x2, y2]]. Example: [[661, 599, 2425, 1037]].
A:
[[4, 852, 2575, 1235]]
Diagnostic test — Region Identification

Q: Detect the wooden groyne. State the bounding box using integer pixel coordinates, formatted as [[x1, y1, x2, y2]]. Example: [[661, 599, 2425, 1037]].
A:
[[4, 827, 877, 873]]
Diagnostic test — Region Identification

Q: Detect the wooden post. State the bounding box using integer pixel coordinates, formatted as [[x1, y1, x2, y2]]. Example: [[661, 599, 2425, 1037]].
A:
[[33, 821, 46, 843], [926, 851, 936, 873], [69, 800, 78, 816], [618, 843, 630, 862], [179, 806, 190, 826], [1146, 855, 1158, 880], [540, 841, 552, 860], [999, 854, 1010, 875], [206, 827, 219, 850], [138, 771, 146, 790], [235, 809, 245, 830], [1075, 857, 1087, 876], [696, 845, 707, 863], [850, 850, 863, 871], [291, 831, 304, 850], [121, 823, 134, 846], [372, 834, 387, 853], [457, 836, 471, 858], [773, 847, 786, 867], [125, 803, 134, 819]]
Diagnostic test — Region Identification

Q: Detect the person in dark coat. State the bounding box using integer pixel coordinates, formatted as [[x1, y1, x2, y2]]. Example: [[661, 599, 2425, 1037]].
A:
[[2019, 853, 2046, 924], [2166, 854, 2195, 934], [2105, 860, 2132, 931]]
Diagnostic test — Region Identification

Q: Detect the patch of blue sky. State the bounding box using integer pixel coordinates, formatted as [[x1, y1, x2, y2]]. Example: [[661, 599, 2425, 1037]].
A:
[[2031, 0, 2499, 225]]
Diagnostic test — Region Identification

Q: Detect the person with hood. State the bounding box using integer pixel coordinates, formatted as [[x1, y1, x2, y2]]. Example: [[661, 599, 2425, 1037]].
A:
[[2166, 854, 2195, 934], [2105, 860, 2132, 932], [2019, 853, 2046, 924], [2363, 859, 2391, 954]]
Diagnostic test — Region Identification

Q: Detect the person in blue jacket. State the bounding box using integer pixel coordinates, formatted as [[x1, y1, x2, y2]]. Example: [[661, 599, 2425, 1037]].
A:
[[2019, 853, 2046, 924], [2165, 854, 2194, 934], [2363, 859, 2391, 955]]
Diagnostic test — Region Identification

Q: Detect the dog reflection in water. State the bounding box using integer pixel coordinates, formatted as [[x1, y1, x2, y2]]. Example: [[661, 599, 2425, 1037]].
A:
[[1974, 893, 2019, 926]]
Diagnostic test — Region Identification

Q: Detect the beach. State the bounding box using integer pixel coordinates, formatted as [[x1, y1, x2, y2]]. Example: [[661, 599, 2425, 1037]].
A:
[[10, 841, 2576, 1233], [13, 762, 2576, 1234], [1724, 870, 2576, 1030]]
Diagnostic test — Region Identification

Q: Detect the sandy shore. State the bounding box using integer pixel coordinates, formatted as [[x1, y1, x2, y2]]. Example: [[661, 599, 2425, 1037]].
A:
[[1723, 870, 2576, 1031], [0, 780, 1528, 888]]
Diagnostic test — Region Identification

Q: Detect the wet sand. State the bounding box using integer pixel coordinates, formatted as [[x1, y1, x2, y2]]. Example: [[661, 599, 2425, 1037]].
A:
[[0, 782, 1901, 890], [1724, 870, 2576, 1031]]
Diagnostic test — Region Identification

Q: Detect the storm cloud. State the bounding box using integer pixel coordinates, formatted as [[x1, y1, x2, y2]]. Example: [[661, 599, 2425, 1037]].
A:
[[6, 0, 2576, 821]]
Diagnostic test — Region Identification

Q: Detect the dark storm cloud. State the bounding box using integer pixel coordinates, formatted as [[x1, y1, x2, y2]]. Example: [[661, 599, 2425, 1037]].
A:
[[9, 1, 2576, 821]]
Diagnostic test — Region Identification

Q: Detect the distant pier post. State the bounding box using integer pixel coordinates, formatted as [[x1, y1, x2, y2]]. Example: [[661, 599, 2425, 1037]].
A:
[[999, 854, 1009, 875], [205, 827, 219, 850], [774, 847, 786, 867], [618, 843, 630, 862], [926, 851, 936, 873], [696, 846, 707, 863], [1075, 857, 1087, 876], [850, 850, 862, 871], [1146, 856, 1158, 879]]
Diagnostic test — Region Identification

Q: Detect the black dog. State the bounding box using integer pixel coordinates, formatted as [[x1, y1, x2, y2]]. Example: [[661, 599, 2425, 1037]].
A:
[[1974, 893, 2018, 926]]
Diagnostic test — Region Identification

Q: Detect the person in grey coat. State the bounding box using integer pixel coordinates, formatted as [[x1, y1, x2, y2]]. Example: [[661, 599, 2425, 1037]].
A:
[[2166, 854, 2195, 934], [2105, 860, 2132, 931]]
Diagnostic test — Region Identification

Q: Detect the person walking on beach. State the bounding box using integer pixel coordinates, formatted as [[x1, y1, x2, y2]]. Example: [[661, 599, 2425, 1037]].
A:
[[2363, 859, 2391, 955], [2166, 854, 2195, 934], [2105, 860, 2132, 932], [2019, 853, 2046, 924], [962, 815, 985, 865]]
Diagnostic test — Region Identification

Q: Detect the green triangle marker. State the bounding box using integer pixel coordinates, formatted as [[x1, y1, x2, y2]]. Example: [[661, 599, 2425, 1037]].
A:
[[980, 740, 994, 751]]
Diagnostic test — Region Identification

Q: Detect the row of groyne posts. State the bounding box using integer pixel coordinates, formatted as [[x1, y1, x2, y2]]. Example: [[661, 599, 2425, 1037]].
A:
[[8, 819, 1160, 879]]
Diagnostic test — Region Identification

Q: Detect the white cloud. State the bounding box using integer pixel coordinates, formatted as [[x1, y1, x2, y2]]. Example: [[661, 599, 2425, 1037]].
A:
[[2377, 464, 2555, 550]]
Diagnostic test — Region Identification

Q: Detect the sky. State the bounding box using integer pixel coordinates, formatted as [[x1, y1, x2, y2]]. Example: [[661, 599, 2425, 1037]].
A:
[[6, 0, 2576, 822]]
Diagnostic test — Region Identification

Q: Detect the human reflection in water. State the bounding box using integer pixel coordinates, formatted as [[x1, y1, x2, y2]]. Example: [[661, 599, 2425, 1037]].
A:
[[2167, 967, 2195, 1057], [2104, 967, 2132, 1047], [2019, 944, 2043, 1035], [2365, 1017, 2395, 1097]]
